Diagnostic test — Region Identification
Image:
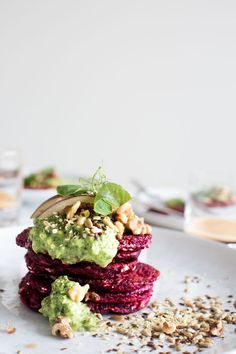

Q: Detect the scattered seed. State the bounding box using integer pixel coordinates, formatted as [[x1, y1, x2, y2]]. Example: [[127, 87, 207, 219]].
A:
[[110, 315, 125, 322], [175, 343, 182, 351], [25, 343, 37, 349]]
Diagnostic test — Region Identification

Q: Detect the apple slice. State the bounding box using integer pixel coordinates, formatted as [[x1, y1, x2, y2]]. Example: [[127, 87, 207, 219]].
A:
[[32, 195, 94, 219], [31, 195, 66, 219]]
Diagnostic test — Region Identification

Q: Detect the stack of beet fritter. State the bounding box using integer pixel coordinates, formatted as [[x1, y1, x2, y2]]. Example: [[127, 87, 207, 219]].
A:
[[16, 228, 159, 314]]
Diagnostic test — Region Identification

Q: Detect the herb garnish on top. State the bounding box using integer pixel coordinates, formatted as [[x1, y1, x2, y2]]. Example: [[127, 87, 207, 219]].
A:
[[56, 167, 131, 216]]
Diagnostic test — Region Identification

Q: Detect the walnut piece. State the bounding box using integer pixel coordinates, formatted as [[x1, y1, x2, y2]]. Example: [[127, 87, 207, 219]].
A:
[[51, 317, 74, 339], [162, 321, 176, 334], [210, 320, 224, 336], [116, 202, 151, 236], [6, 326, 16, 334], [84, 291, 101, 302], [68, 283, 89, 302]]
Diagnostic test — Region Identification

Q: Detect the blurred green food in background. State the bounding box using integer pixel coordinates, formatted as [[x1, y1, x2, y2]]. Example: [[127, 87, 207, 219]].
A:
[[164, 198, 185, 213], [24, 167, 75, 189]]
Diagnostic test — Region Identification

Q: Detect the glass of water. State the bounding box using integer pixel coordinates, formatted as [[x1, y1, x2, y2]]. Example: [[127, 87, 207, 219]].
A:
[[184, 171, 236, 244], [0, 148, 22, 225]]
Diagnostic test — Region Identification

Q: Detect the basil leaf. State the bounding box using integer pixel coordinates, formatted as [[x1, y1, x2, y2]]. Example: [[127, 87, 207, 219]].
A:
[[57, 169, 131, 216], [57, 185, 89, 196], [94, 182, 131, 215], [94, 199, 113, 215]]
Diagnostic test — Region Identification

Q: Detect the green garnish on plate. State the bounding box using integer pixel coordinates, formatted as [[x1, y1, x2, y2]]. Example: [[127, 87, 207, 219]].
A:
[[24, 167, 60, 189], [165, 198, 185, 212]]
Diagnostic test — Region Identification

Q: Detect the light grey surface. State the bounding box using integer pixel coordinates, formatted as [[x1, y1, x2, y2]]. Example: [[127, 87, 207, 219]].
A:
[[1, 1, 236, 188], [0, 227, 236, 353]]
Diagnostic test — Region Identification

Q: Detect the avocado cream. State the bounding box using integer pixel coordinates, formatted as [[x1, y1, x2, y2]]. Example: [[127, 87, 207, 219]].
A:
[[29, 214, 119, 267], [40, 276, 98, 331]]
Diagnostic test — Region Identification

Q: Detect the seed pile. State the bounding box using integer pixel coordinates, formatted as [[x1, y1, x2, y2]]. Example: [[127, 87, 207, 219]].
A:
[[97, 294, 236, 353]]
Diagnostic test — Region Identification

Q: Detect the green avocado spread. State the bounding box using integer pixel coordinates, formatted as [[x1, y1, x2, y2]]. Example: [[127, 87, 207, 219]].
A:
[[40, 276, 98, 331], [29, 213, 119, 267]]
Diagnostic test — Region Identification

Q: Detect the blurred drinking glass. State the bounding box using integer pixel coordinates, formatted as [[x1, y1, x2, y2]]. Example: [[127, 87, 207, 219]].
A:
[[184, 172, 236, 245], [0, 148, 22, 225]]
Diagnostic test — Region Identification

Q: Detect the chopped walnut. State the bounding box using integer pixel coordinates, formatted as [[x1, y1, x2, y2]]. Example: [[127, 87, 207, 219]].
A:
[[117, 213, 128, 224], [84, 291, 101, 302], [127, 216, 144, 235], [116, 202, 133, 216], [162, 321, 176, 334], [210, 320, 224, 336], [115, 202, 151, 236], [142, 224, 151, 234], [6, 326, 16, 334], [68, 284, 89, 302], [51, 317, 74, 339]]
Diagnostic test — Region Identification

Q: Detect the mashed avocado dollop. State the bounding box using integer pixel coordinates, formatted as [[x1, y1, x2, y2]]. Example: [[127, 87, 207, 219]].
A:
[[29, 214, 119, 267], [40, 276, 98, 331]]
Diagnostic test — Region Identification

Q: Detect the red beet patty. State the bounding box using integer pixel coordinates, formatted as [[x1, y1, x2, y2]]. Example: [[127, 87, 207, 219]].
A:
[[19, 272, 154, 312], [87, 297, 150, 314], [75, 263, 159, 293], [25, 249, 138, 278], [16, 226, 159, 315]]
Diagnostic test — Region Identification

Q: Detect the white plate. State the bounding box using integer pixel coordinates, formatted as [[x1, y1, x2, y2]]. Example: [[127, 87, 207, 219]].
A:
[[133, 187, 186, 230], [0, 226, 236, 354]]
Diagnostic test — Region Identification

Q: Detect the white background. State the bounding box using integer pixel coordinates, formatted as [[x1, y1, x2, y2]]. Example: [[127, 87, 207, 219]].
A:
[[1, 0, 236, 189]]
